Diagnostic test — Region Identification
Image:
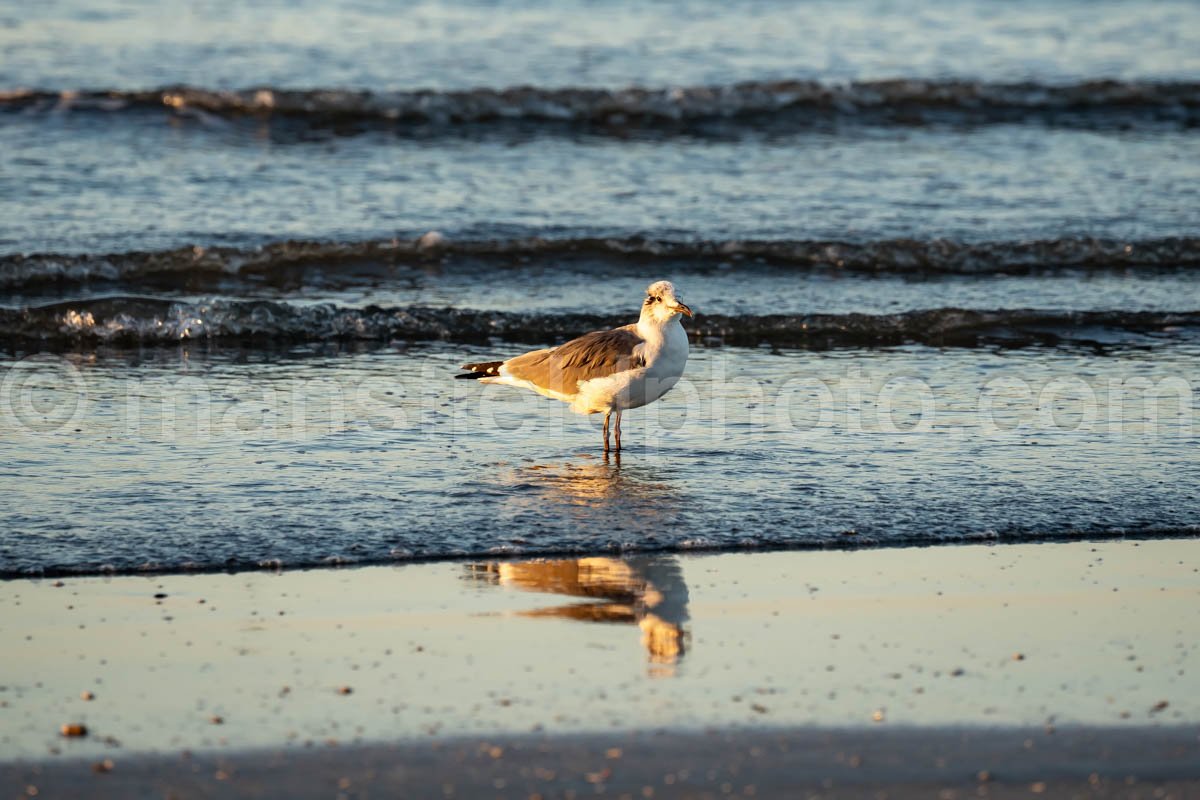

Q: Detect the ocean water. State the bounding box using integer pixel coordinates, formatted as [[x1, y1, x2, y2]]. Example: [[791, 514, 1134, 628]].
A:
[[6, 0, 1200, 90], [1, 0, 1198, 576]]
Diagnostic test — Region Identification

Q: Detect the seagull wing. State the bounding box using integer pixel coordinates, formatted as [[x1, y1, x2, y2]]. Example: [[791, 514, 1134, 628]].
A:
[[503, 325, 645, 398]]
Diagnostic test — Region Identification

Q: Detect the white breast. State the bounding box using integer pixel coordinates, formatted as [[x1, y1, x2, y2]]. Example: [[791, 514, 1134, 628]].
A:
[[571, 317, 689, 414], [643, 318, 689, 387]]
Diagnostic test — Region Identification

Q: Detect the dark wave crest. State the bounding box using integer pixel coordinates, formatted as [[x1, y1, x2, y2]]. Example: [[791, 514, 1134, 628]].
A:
[[3, 297, 1197, 350], [4, 236, 1199, 291], [4, 79, 1199, 132]]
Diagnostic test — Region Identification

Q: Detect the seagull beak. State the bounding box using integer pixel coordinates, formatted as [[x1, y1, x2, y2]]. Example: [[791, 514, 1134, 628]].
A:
[[671, 301, 693, 318]]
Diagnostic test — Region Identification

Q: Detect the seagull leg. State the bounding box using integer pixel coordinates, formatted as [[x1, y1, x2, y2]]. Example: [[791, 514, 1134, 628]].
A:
[[614, 410, 623, 452], [603, 411, 611, 453]]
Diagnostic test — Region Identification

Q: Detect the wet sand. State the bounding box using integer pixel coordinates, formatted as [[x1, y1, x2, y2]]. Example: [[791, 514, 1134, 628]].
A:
[[1, 540, 1197, 797], [5, 726, 1200, 799]]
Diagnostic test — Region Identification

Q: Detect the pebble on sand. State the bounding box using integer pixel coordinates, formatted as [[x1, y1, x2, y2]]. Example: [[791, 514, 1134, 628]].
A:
[[337, 686, 354, 695], [60, 723, 88, 737], [80, 690, 95, 701]]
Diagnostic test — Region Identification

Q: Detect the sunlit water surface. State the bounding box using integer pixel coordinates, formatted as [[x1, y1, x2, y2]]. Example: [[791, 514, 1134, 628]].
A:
[[1, 343, 1196, 575]]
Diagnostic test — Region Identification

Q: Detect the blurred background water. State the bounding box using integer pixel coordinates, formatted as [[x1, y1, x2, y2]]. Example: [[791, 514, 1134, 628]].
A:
[[5, 0, 1200, 90]]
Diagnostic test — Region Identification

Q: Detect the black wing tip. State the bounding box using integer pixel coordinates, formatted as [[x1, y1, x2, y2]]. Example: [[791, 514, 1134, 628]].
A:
[[456, 360, 503, 380]]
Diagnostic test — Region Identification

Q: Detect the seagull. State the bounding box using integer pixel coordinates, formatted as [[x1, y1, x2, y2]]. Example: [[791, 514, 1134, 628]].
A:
[[456, 280, 693, 452]]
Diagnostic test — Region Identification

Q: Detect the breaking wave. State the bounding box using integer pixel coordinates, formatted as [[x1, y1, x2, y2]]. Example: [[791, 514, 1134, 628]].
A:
[[4, 79, 1199, 132], [3, 236, 1199, 291], [3, 297, 1197, 350]]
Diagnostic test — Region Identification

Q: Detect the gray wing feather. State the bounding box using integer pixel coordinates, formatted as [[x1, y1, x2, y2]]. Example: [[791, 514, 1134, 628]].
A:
[[506, 326, 645, 395]]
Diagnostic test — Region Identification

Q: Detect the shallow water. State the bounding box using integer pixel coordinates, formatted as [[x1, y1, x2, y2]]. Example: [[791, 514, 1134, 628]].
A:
[[1, 343, 1195, 575]]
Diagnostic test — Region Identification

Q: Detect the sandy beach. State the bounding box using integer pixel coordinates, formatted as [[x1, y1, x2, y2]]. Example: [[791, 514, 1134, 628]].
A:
[[2, 539, 1197, 797]]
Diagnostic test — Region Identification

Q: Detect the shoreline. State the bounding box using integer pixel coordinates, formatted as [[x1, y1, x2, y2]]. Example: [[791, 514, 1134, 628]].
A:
[[3, 530, 1199, 583]]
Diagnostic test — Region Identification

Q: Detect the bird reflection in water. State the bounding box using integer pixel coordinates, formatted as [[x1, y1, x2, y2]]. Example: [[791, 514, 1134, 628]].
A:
[[472, 458, 689, 672], [490, 456, 682, 581], [468, 555, 691, 674]]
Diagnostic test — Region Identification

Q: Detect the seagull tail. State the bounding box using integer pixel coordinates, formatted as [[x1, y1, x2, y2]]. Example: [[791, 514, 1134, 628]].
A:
[[455, 360, 504, 380]]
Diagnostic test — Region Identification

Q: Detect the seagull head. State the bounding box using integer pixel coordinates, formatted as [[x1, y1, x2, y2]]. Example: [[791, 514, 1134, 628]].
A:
[[642, 280, 693, 322]]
